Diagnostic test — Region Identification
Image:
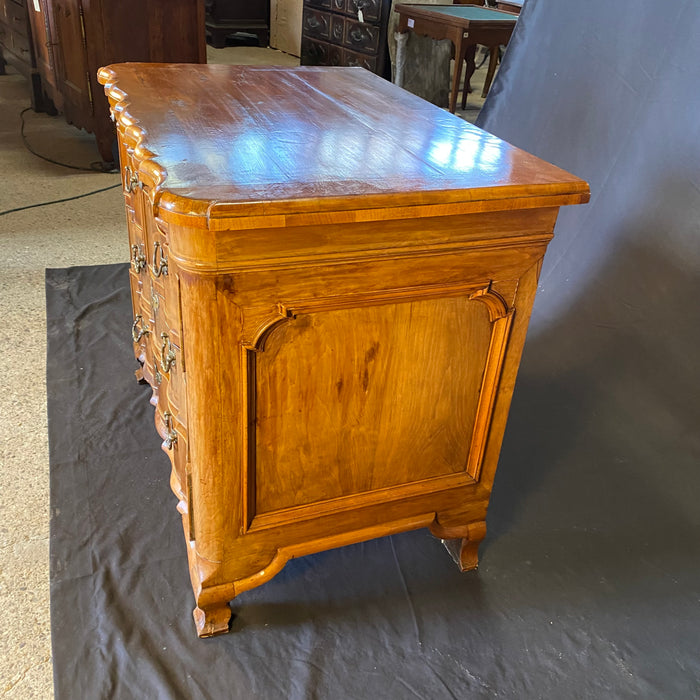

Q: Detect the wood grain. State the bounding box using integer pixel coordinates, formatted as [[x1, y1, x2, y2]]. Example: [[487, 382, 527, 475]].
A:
[[98, 63, 588, 221], [99, 63, 589, 637], [254, 295, 492, 512]]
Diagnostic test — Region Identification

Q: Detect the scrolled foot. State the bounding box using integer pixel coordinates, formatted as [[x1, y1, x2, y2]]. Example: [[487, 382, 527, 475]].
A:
[[441, 521, 487, 572], [193, 602, 232, 638]]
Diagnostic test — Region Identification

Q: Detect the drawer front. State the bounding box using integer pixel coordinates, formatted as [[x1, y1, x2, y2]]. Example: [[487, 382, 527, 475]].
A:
[[305, 0, 331, 9], [157, 408, 191, 537], [346, 0, 381, 24], [150, 289, 181, 372], [126, 205, 147, 269], [343, 46, 378, 72], [300, 36, 331, 65], [143, 210, 168, 291], [145, 311, 182, 411], [155, 392, 186, 463], [330, 13, 344, 44], [302, 8, 331, 41], [129, 270, 149, 366], [151, 327, 185, 418], [168, 422, 188, 504], [343, 19, 379, 55], [147, 219, 184, 349], [326, 0, 382, 23], [125, 196, 149, 369], [122, 155, 145, 228], [328, 43, 343, 66], [122, 147, 184, 405]]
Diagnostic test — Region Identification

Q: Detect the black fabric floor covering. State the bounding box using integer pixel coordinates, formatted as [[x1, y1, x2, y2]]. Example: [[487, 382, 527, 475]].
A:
[[47, 263, 700, 699]]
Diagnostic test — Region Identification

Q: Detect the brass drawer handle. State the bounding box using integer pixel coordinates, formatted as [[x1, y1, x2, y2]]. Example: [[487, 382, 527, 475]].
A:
[[131, 315, 150, 342], [349, 26, 369, 43], [163, 411, 178, 449], [160, 332, 176, 373], [123, 165, 140, 193], [151, 241, 168, 277], [130, 244, 146, 273]]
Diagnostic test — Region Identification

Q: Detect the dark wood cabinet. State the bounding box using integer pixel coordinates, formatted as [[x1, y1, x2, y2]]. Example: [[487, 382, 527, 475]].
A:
[[0, 0, 53, 111], [300, 0, 392, 78], [25, 0, 206, 163], [205, 0, 269, 48]]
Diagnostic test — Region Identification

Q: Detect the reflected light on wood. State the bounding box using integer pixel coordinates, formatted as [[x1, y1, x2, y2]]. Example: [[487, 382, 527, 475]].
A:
[[98, 63, 589, 638]]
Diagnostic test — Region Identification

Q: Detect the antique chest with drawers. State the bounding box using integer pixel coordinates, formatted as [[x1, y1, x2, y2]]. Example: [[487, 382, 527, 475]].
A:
[[0, 0, 48, 111], [98, 62, 588, 637], [300, 0, 392, 78]]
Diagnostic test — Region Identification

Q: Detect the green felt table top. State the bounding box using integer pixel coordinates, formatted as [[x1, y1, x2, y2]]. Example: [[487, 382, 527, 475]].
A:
[[396, 5, 517, 22]]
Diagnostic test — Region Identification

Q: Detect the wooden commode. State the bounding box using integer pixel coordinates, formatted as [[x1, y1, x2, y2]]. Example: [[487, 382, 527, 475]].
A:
[[98, 63, 589, 637]]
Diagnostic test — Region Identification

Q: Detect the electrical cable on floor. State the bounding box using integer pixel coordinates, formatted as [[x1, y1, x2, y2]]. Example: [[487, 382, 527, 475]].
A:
[[0, 107, 122, 217], [0, 183, 122, 218], [19, 107, 119, 173]]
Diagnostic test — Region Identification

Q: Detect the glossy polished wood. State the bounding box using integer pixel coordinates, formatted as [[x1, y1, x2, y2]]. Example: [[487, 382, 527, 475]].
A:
[[395, 4, 516, 113], [99, 63, 588, 637]]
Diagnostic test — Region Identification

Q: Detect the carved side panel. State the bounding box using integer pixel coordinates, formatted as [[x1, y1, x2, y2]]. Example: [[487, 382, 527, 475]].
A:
[[241, 283, 514, 529]]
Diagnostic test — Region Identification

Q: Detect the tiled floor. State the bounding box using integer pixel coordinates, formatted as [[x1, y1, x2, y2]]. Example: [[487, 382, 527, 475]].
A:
[[0, 44, 495, 698]]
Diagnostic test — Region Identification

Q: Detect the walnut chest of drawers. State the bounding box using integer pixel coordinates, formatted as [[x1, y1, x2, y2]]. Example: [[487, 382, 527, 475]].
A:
[[98, 63, 588, 638]]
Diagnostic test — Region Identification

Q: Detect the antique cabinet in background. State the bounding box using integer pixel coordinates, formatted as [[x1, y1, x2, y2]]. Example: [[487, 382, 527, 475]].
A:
[[205, 0, 270, 48], [300, 0, 392, 78], [0, 0, 52, 110], [26, 0, 206, 164]]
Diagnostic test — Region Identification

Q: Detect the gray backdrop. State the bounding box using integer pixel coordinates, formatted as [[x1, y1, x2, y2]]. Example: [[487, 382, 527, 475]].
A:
[[475, 0, 700, 595]]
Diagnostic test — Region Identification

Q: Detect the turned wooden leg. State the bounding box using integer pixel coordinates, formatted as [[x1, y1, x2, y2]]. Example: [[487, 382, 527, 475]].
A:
[[208, 28, 227, 49], [441, 521, 487, 572], [449, 35, 465, 114], [460, 43, 478, 110], [193, 602, 232, 638], [481, 46, 500, 98], [257, 29, 269, 48]]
